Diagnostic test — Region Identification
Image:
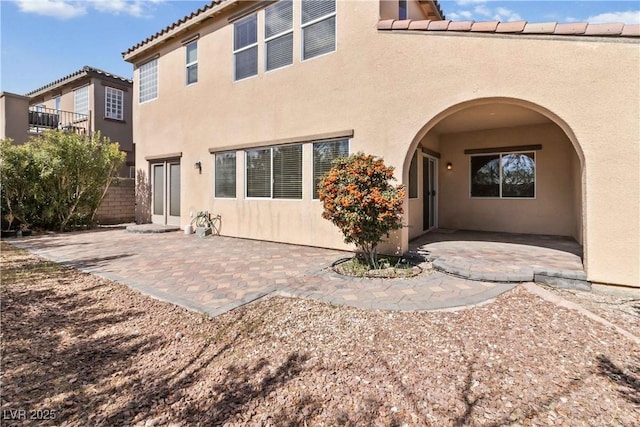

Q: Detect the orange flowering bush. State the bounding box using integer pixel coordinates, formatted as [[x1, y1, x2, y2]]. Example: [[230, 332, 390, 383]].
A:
[[318, 152, 406, 268]]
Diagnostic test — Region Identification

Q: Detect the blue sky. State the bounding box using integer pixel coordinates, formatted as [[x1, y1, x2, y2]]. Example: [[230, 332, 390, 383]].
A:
[[1, 1, 639, 95]]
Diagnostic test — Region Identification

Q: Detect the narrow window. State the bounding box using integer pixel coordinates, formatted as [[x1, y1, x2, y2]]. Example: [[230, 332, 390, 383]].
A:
[[408, 151, 418, 198], [273, 144, 302, 199], [215, 152, 237, 198], [186, 41, 198, 85], [74, 86, 89, 115], [246, 148, 271, 197], [399, 0, 407, 20], [265, 0, 293, 72], [312, 138, 348, 199], [301, 0, 336, 61], [470, 152, 535, 198], [139, 59, 158, 103], [234, 14, 258, 81], [54, 96, 60, 111], [105, 87, 124, 120]]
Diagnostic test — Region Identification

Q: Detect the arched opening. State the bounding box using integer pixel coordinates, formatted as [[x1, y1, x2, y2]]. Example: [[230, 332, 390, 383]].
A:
[[402, 97, 585, 261]]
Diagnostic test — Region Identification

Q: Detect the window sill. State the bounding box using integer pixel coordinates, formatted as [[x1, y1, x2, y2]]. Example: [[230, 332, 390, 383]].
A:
[[104, 117, 126, 123]]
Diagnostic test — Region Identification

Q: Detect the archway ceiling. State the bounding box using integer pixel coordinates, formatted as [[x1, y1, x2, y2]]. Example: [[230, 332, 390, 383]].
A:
[[431, 103, 550, 135]]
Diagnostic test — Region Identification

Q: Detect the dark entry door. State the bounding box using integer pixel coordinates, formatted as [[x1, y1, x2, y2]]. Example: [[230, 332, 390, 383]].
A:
[[422, 156, 437, 231]]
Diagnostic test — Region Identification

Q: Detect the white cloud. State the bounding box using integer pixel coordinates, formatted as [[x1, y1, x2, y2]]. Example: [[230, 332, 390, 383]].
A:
[[585, 10, 640, 25], [493, 7, 522, 22], [474, 5, 492, 17], [455, 0, 487, 6], [14, 0, 86, 20], [13, 0, 165, 20]]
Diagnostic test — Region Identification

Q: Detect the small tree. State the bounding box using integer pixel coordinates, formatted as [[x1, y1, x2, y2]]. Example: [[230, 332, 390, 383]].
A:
[[318, 152, 406, 268]]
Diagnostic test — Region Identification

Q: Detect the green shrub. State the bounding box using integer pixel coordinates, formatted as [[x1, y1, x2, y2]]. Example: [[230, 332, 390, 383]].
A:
[[1, 131, 125, 231]]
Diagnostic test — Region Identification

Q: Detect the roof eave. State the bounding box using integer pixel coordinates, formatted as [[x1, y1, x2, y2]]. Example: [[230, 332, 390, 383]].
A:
[[123, 0, 239, 63]]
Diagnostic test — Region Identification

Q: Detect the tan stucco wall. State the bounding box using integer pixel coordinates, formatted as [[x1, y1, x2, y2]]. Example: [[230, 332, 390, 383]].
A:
[[129, 0, 640, 286], [436, 123, 580, 239], [1, 92, 30, 144]]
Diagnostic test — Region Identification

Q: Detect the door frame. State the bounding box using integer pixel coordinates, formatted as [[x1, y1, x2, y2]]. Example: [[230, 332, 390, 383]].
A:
[[422, 153, 438, 232], [150, 159, 181, 226]]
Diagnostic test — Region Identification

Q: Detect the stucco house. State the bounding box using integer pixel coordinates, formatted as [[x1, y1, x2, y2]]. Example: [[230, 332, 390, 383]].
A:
[[1, 66, 135, 177], [123, 0, 639, 287]]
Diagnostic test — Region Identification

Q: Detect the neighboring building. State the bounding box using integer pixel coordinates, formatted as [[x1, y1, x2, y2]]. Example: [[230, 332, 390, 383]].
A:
[[123, 0, 639, 287], [0, 66, 135, 177]]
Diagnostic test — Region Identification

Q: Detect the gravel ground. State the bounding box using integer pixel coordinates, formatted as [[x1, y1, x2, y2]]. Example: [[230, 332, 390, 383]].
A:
[[1, 242, 638, 426]]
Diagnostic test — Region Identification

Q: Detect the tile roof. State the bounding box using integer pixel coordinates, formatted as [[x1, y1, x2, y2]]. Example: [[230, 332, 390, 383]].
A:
[[26, 66, 132, 97], [378, 19, 640, 38], [121, 1, 448, 58], [122, 0, 229, 58]]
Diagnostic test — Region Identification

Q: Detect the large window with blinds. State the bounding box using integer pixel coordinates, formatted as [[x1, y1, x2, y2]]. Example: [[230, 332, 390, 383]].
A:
[[312, 139, 348, 199], [301, 0, 336, 60], [246, 145, 302, 199], [265, 0, 293, 71], [215, 152, 236, 198], [234, 14, 258, 81]]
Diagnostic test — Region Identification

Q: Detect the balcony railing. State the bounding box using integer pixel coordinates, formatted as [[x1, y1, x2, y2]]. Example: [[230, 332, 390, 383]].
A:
[[28, 106, 90, 135]]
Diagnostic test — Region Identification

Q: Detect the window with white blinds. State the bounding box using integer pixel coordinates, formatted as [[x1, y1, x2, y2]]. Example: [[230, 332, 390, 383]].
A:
[[265, 0, 293, 71], [246, 145, 302, 199], [273, 145, 302, 198], [74, 86, 89, 115], [215, 152, 236, 198], [301, 0, 336, 60], [139, 59, 158, 103], [234, 14, 258, 81], [312, 139, 348, 199]]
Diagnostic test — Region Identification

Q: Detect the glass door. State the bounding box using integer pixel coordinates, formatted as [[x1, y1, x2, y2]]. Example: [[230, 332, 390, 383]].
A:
[[150, 161, 181, 225]]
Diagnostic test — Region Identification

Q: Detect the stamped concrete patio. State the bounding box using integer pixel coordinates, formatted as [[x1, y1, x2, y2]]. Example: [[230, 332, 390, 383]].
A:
[[8, 227, 586, 316]]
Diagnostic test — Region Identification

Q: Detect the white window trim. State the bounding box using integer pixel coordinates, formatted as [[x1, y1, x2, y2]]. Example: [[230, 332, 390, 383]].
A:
[[264, 0, 294, 73], [139, 58, 158, 104], [469, 151, 537, 200], [233, 14, 259, 82], [244, 145, 303, 201], [301, 0, 337, 62], [186, 41, 198, 86], [105, 86, 124, 121]]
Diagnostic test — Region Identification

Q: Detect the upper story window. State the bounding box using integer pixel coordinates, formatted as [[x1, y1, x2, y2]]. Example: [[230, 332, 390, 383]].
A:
[[54, 96, 60, 111], [139, 59, 158, 103], [301, 0, 336, 60], [470, 152, 536, 198], [265, 0, 293, 71], [399, 0, 408, 20], [234, 14, 258, 81], [105, 87, 124, 120], [74, 86, 89, 115], [186, 41, 198, 85]]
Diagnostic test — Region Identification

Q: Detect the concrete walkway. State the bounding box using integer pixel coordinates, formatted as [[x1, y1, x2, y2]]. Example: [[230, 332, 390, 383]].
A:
[[8, 229, 518, 316]]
